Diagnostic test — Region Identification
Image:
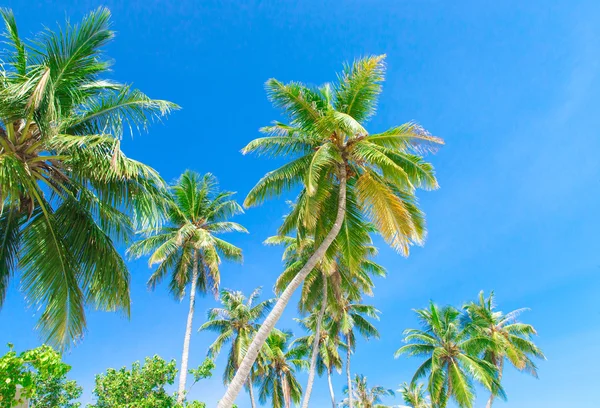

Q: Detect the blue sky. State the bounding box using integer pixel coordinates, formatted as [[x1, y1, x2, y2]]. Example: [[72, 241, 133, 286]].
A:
[[1, 0, 599, 406]]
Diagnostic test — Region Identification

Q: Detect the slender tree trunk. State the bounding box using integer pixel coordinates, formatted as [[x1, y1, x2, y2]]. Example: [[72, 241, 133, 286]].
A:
[[301, 273, 328, 408], [177, 250, 199, 404], [327, 368, 336, 408], [486, 357, 504, 408], [218, 164, 348, 407], [247, 378, 257, 408], [282, 373, 291, 408], [346, 333, 353, 408]]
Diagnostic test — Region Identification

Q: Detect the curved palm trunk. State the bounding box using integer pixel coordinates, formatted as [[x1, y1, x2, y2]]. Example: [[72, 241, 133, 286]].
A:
[[301, 273, 328, 408], [327, 368, 336, 408], [247, 378, 257, 408], [177, 250, 199, 404], [486, 357, 504, 408], [218, 165, 348, 407], [346, 333, 354, 408]]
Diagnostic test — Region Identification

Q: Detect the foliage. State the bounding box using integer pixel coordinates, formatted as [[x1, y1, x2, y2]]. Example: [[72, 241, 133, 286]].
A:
[[0, 344, 81, 408], [200, 288, 274, 384], [257, 330, 307, 408], [340, 374, 394, 408], [189, 358, 216, 385], [243, 55, 443, 257], [462, 291, 544, 405], [397, 294, 545, 408], [218, 54, 443, 405], [398, 382, 431, 408], [128, 171, 246, 299], [87, 355, 179, 408], [293, 310, 344, 378], [0, 7, 177, 346], [396, 303, 504, 408]]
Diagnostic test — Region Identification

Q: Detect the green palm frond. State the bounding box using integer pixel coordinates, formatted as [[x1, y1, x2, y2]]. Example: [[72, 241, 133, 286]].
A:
[[244, 153, 314, 207], [334, 55, 385, 122]]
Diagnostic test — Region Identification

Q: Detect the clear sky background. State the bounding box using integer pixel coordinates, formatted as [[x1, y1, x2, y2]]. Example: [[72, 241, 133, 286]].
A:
[[1, 1, 599, 407]]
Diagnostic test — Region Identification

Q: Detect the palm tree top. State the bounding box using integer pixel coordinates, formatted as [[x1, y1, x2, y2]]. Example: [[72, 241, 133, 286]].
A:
[[128, 170, 247, 298], [396, 302, 505, 408], [341, 374, 394, 408], [200, 287, 275, 385], [463, 291, 545, 376], [242, 54, 443, 256], [398, 382, 431, 408], [0, 7, 177, 346]]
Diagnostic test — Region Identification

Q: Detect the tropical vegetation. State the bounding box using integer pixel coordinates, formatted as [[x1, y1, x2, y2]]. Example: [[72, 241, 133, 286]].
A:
[[340, 374, 394, 408], [0, 7, 547, 408], [220, 52, 443, 407], [256, 330, 306, 408], [396, 298, 543, 408], [0, 7, 176, 347], [200, 288, 275, 407], [462, 291, 545, 408], [0, 344, 81, 408], [128, 171, 246, 403]]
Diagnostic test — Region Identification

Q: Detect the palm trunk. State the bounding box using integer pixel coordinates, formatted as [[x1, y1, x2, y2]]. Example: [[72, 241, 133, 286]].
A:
[[346, 333, 353, 408], [327, 368, 336, 408], [218, 164, 348, 407], [486, 357, 504, 408], [282, 373, 291, 408], [176, 250, 199, 404], [301, 273, 328, 408], [247, 378, 257, 408]]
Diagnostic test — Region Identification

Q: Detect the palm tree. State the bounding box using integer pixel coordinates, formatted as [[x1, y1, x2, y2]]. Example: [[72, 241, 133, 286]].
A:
[[257, 330, 307, 408], [395, 303, 503, 408], [398, 382, 431, 408], [0, 7, 176, 346], [128, 171, 246, 403], [463, 291, 545, 408], [199, 288, 275, 408], [331, 299, 380, 408], [340, 374, 394, 408], [219, 55, 443, 406], [293, 309, 344, 408]]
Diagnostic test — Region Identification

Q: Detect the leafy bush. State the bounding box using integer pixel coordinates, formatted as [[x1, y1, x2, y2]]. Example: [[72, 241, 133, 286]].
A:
[[87, 355, 214, 408], [0, 344, 81, 408]]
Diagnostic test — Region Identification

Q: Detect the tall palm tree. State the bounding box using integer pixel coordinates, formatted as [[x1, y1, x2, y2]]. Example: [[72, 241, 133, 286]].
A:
[[463, 291, 545, 408], [340, 374, 394, 408], [199, 288, 275, 408], [219, 55, 443, 406], [128, 171, 246, 403], [331, 299, 380, 408], [398, 382, 431, 408], [293, 309, 344, 408], [0, 7, 176, 346], [395, 303, 503, 408], [257, 330, 307, 408]]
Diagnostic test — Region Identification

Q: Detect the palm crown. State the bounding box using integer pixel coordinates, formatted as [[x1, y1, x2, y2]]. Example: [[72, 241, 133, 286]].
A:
[[396, 303, 504, 408], [0, 7, 176, 345], [341, 374, 394, 408], [257, 330, 307, 408], [462, 291, 544, 407], [243, 54, 442, 256], [200, 288, 275, 383], [398, 382, 431, 408], [128, 171, 246, 297]]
